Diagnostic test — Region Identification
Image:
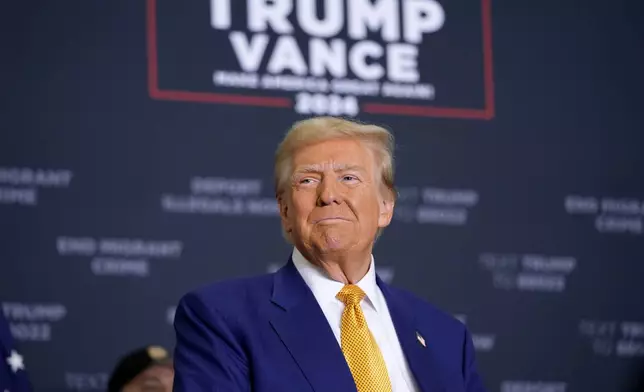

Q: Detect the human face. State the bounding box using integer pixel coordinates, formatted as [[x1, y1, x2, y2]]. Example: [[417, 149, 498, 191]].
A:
[[122, 365, 174, 392], [279, 138, 394, 256]]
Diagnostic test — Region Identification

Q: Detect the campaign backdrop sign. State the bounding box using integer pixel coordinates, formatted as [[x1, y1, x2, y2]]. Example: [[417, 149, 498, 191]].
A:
[[147, 0, 495, 119]]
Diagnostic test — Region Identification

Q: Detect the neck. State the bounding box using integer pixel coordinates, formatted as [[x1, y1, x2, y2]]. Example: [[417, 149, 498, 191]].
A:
[[300, 247, 373, 284]]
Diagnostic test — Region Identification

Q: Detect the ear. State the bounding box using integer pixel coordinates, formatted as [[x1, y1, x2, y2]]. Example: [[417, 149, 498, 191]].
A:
[[377, 197, 395, 228], [277, 193, 292, 233]]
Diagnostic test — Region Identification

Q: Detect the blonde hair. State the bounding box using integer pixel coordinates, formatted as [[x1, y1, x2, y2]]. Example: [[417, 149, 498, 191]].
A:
[[274, 116, 396, 241]]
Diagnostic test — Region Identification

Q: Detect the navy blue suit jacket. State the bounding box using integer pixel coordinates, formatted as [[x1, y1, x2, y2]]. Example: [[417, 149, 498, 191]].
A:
[[173, 259, 487, 392]]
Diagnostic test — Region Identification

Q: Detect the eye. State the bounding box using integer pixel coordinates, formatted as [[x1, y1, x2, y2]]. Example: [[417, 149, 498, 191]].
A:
[[342, 175, 358, 182]]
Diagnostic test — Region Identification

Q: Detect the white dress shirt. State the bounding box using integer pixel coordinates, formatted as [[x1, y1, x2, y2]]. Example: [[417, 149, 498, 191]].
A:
[[292, 247, 418, 392]]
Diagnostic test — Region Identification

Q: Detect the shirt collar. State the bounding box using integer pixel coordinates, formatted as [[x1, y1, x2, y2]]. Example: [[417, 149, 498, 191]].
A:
[[291, 247, 381, 313]]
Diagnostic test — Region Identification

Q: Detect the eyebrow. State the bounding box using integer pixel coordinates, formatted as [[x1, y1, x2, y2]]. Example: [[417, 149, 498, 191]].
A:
[[293, 163, 365, 174]]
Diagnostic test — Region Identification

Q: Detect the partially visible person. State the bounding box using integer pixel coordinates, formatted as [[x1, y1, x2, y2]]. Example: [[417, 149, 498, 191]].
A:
[[108, 345, 174, 392], [0, 311, 32, 392]]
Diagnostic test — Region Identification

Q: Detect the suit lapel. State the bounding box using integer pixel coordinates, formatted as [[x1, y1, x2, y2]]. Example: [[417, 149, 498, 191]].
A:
[[269, 259, 356, 392], [377, 276, 447, 392]]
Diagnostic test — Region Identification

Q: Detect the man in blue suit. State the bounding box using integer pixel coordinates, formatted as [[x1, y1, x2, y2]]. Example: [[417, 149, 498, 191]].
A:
[[173, 117, 487, 392]]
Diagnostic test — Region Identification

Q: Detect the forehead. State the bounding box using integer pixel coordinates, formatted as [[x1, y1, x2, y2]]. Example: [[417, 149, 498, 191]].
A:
[[132, 364, 174, 383], [292, 139, 375, 170]]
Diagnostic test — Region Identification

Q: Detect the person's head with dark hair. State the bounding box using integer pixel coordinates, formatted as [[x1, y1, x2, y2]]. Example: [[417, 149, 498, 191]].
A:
[[107, 346, 173, 392]]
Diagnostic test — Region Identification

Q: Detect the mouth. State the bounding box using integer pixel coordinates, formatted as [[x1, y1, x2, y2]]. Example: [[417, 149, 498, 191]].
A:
[[314, 217, 349, 224]]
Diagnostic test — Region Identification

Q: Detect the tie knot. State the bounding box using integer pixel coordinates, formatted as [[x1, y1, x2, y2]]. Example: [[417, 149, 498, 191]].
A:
[[336, 284, 366, 306]]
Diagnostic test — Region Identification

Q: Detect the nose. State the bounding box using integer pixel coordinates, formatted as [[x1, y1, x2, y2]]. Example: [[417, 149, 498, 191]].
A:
[[317, 176, 341, 206]]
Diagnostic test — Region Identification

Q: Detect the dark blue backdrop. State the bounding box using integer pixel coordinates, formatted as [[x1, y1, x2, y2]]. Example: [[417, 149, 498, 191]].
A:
[[2, 1, 644, 391]]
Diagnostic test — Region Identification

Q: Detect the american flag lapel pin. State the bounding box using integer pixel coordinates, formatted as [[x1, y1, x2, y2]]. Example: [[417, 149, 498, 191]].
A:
[[416, 331, 426, 347]]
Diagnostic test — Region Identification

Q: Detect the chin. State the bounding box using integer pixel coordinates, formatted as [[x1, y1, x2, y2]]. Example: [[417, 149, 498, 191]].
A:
[[308, 237, 345, 253], [319, 236, 361, 253]]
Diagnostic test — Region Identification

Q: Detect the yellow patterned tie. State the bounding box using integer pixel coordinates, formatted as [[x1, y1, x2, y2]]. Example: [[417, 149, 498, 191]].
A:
[[336, 284, 393, 392]]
